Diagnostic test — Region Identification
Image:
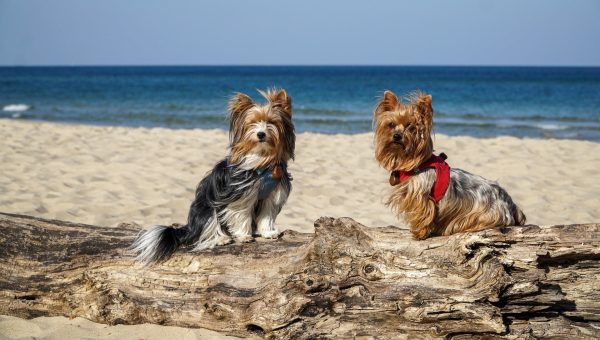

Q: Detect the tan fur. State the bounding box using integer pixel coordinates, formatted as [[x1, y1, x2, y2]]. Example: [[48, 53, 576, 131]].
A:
[[228, 88, 294, 168], [374, 90, 526, 240], [373, 91, 433, 171]]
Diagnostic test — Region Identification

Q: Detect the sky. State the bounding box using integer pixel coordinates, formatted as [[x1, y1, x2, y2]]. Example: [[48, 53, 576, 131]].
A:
[[0, 0, 599, 66]]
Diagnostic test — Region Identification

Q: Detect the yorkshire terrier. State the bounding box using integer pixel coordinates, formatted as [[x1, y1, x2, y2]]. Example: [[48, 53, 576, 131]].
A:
[[373, 90, 526, 239], [132, 88, 295, 264]]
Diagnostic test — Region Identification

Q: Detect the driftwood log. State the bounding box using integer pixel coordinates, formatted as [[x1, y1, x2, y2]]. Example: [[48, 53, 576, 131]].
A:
[[0, 212, 599, 339]]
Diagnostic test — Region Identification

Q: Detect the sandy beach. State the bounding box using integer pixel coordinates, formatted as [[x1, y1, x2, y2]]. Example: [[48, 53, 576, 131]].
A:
[[2, 119, 600, 338]]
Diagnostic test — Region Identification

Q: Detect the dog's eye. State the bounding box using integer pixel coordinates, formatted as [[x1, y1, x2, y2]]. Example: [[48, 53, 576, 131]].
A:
[[404, 123, 412, 130], [388, 122, 396, 129]]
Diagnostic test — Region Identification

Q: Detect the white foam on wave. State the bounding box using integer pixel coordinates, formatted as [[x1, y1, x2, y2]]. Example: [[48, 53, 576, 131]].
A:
[[534, 124, 568, 131], [3, 104, 31, 112]]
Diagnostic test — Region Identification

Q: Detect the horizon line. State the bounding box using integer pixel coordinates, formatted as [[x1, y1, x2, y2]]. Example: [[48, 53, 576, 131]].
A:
[[1, 64, 600, 68]]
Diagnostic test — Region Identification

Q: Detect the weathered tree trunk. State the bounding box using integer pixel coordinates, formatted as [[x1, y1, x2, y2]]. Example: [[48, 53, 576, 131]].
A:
[[0, 212, 599, 339]]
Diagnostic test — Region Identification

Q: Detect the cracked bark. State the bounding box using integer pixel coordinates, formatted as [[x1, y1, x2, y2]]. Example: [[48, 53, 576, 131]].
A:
[[1, 212, 599, 339]]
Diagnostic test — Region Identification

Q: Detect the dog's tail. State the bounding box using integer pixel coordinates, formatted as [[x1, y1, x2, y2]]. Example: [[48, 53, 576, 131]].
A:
[[130, 209, 219, 265], [130, 225, 190, 265], [513, 206, 527, 226]]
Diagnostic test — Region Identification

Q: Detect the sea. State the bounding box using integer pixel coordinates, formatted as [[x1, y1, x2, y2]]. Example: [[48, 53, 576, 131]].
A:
[[1, 66, 599, 141]]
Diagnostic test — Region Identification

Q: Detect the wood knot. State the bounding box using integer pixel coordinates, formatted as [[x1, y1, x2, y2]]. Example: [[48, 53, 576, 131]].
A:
[[304, 276, 331, 293], [361, 263, 382, 280], [246, 324, 265, 336], [204, 303, 229, 320], [300, 300, 333, 317]]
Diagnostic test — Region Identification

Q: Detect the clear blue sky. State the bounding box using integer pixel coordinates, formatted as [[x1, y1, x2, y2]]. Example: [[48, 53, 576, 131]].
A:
[[1, 0, 599, 66]]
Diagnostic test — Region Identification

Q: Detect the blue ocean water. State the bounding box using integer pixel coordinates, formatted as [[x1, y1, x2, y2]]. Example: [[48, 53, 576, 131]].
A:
[[1, 66, 599, 141]]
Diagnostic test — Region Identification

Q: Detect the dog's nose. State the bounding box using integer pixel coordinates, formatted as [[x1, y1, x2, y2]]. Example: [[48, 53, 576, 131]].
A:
[[393, 133, 401, 141], [257, 131, 266, 140]]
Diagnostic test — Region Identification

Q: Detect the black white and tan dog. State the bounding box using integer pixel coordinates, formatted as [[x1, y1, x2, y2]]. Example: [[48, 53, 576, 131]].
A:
[[132, 88, 295, 264]]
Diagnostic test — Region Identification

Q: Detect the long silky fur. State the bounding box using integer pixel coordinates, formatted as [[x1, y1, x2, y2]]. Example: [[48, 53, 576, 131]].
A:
[[132, 88, 294, 265], [387, 168, 526, 239], [374, 90, 526, 239]]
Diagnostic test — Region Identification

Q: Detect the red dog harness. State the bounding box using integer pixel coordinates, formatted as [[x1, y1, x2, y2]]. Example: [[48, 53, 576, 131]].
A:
[[389, 153, 450, 203]]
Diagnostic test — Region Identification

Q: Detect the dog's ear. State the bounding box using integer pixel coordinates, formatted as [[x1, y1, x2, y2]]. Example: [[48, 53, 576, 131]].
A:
[[375, 90, 399, 117], [414, 93, 433, 126], [228, 92, 254, 117], [266, 88, 292, 116], [228, 93, 254, 145]]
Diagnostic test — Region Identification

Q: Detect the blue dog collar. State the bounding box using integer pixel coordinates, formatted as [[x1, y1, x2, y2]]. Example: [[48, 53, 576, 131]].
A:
[[256, 164, 285, 200]]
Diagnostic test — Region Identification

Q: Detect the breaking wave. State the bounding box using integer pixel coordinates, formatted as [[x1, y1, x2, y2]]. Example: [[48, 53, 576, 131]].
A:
[[3, 104, 31, 112]]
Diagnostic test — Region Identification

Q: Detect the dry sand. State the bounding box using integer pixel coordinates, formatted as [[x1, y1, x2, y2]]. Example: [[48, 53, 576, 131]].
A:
[[1, 119, 600, 339], [0, 315, 237, 340]]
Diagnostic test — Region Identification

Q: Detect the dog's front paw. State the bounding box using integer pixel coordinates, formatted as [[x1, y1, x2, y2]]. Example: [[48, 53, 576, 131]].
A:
[[216, 236, 234, 246], [411, 226, 432, 240], [235, 235, 255, 243], [259, 229, 281, 239]]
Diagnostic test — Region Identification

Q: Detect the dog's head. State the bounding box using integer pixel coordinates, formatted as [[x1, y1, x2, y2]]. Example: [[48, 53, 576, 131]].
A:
[[373, 90, 434, 171], [228, 88, 295, 168]]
